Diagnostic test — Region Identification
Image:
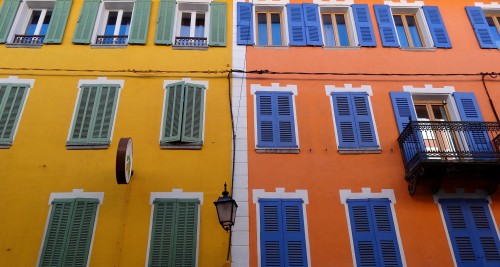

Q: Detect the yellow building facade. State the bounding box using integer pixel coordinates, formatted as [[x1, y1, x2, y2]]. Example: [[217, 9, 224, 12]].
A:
[[0, 0, 234, 266]]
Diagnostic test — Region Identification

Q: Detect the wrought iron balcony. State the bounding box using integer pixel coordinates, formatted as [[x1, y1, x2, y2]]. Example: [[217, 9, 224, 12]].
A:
[[174, 37, 208, 49], [12, 34, 44, 44], [397, 120, 500, 195], [95, 35, 128, 45]]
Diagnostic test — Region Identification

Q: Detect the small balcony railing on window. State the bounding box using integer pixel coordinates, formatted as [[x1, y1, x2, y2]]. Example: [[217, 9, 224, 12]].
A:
[[95, 35, 128, 45], [13, 35, 44, 44], [174, 37, 208, 48], [397, 121, 500, 172]]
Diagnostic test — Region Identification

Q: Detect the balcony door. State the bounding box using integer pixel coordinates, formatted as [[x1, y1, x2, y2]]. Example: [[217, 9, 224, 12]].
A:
[[414, 101, 457, 158]]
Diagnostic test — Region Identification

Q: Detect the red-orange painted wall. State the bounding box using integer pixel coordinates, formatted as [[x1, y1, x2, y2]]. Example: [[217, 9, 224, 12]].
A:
[[244, 0, 500, 266]]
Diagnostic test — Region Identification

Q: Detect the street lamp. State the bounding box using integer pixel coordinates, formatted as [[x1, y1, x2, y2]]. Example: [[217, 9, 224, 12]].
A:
[[214, 183, 238, 231]]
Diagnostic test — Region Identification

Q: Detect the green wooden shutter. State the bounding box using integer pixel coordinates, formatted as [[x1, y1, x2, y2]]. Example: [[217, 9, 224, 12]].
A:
[[161, 82, 185, 143], [149, 199, 199, 267], [181, 83, 204, 143], [44, 0, 73, 44], [72, 0, 100, 44], [0, 84, 29, 146], [129, 0, 152, 44], [90, 85, 119, 144], [39, 198, 99, 267], [155, 0, 175, 45], [0, 0, 20, 43], [69, 85, 98, 145], [209, 1, 227, 46]]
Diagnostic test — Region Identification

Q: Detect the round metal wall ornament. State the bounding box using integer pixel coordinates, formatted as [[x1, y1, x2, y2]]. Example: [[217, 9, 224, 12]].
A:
[[116, 137, 133, 184]]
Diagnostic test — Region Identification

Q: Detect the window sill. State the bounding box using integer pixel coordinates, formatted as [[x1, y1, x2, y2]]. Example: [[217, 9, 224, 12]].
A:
[[90, 44, 128, 49], [338, 148, 382, 154], [256, 148, 299, 154], [323, 46, 361, 50], [0, 144, 11, 149], [254, 45, 289, 49], [6, 43, 43, 48], [160, 142, 202, 150], [399, 47, 436, 52], [66, 144, 110, 150], [172, 45, 208, 50]]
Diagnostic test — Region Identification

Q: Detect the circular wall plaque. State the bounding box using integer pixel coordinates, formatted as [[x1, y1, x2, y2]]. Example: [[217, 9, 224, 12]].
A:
[[116, 138, 133, 184]]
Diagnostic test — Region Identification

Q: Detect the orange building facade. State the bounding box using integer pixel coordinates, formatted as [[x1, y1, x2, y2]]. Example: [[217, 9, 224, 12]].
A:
[[231, 0, 500, 266]]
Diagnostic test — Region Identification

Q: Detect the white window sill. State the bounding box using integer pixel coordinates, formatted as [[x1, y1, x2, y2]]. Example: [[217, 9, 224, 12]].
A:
[[66, 144, 110, 150], [323, 46, 361, 50], [338, 148, 382, 154], [90, 44, 128, 49], [160, 143, 203, 150], [0, 144, 12, 149], [6, 43, 43, 48], [255, 148, 299, 154], [254, 45, 289, 49], [399, 47, 436, 52], [172, 45, 208, 50]]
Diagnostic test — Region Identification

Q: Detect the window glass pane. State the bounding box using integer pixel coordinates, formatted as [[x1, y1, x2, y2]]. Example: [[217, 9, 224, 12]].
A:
[[393, 15, 409, 47], [406, 15, 422, 47], [432, 105, 448, 121], [257, 13, 268, 45], [180, 13, 191, 37], [322, 14, 335, 46], [270, 13, 282, 45], [195, 13, 205, 38], [335, 14, 349, 46], [105, 11, 118, 35], [119, 11, 132, 35], [26, 10, 42, 35], [40, 11, 52, 35], [415, 105, 430, 120]]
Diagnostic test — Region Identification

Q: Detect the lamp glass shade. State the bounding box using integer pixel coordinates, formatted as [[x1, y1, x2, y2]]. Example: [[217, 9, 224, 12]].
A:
[[214, 197, 238, 230]]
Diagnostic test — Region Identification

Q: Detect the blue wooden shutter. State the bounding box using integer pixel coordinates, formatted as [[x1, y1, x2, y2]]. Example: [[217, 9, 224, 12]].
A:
[[276, 93, 297, 148], [72, 0, 100, 44], [348, 199, 378, 267], [283, 200, 308, 267], [466, 7, 496, 49], [374, 4, 399, 47], [303, 4, 323, 46], [256, 92, 276, 147], [453, 92, 493, 153], [371, 199, 403, 267], [155, 0, 175, 45], [44, 0, 73, 44], [352, 93, 377, 148], [128, 0, 152, 44], [352, 4, 376, 47], [332, 92, 358, 148], [161, 82, 185, 143], [287, 4, 306, 46], [0, 84, 29, 146], [422, 6, 451, 48], [181, 83, 204, 143], [440, 199, 500, 267], [237, 2, 254, 45], [260, 199, 285, 267], [209, 1, 227, 46], [149, 199, 176, 266], [0, 0, 21, 43]]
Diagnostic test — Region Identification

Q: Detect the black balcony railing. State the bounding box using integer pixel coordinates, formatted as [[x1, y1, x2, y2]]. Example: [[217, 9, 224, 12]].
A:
[[397, 120, 500, 194], [95, 35, 128, 45], [174, 37, 208, 48], [12, 34, 44, 44]]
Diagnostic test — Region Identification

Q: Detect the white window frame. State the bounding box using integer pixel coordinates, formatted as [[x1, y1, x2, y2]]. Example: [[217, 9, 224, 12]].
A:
[[146, 189, 203, 267], [37, 189, 104, 267], [339, 188, 407, 267], [252, 0, 289, 47], [253, 188, 311, 267], [175, 1, 210, 39], [317, 4, 359, 48], [92, 0, 135, 45], [384, 0, 434, 49], [325, 84, 381, 153], [250, 83, 300, 152], [7, 0, 55, 44]]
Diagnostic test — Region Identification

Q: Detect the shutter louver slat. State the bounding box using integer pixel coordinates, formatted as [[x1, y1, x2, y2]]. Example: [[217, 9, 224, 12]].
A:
[[352, 4, 376, 47], [44, 0, 73, 44]]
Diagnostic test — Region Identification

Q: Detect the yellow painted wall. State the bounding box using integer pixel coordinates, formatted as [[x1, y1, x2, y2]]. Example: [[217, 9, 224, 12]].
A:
[[0, 0, 233, 266]]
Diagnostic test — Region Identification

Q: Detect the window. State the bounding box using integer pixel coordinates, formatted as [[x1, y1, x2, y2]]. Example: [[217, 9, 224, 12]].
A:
[[154, 0, 227, 48], [255, 90, 298, 150], [38, 198, 100, 267], [466, 6, 500, 48], [73, 0, 152, 45], [0, 78, 34, 148], [331, 92, 379, 151], [440, 198, 500, 267], [148, 198, 199, 267], [259, 199, 308, 267], [347, 198, 403, 267], [160, 80, 206, 149], [257, 10, 284, 46], [67, 82, 121, 149], [322, 12, 351, 46], [374, 4, 451, 48], [0, 0, 72, 45]]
